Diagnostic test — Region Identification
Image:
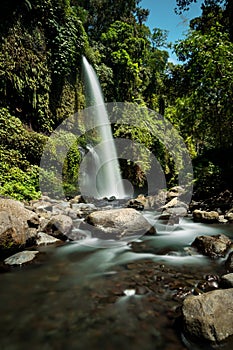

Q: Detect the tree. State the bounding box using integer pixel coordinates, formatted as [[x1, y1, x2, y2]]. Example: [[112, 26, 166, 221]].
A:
[[175, 0, 233, 41], [73, 0, 143, 40], [0, 0, 88, 132], [164, 15, 233, 194]]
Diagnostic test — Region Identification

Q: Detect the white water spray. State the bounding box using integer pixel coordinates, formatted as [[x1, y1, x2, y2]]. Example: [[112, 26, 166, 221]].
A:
[[82, 56, 126, 199]]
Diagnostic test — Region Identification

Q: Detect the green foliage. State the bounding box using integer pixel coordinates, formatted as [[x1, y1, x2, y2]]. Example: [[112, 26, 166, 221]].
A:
[[172, 23, 233, 150], [0, 108, 47, 164], [0, 0, 232, 200], [39, 130, 82, 198], [100, 20, 168, 103], [0, 108, 46, 200]]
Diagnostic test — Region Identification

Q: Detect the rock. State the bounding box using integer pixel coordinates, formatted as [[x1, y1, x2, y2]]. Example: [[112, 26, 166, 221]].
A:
[[197, 275, 219, 292], [29, 200, 54, 214], [191, 234, 232, 258], [167, 186, 185, 199], [71, 203, 97, 217], [225, 210, 233, 222], [225, 251, 233, 272], [64, 207, 78, 219], [127, 198, 144, 211], [69, 195, 85, 204], [158, 206, 188, 225], [36, 232, 61, 246], [220, 273, 233, 288], [86, 208, 156, 239], [52, 203, 70, 215], [43, 214, 73, 240], [218, 215, 228, 223], [182, 289, 233, 343], [0, 199, 39, 253], [4, 250, 39, 266], [126, 191, 167, 210], [161, 197, 178, 209], [193, 209, 219, 223]]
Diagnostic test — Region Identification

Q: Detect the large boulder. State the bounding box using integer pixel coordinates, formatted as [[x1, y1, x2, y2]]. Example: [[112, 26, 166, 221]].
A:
[[182, 289, 233, 343], [193, 209, 219, 223], [191, 234, 232, 258], [86, 208, 156, 239], [42, 214, 73, 240], [0, 198, 39, 253]]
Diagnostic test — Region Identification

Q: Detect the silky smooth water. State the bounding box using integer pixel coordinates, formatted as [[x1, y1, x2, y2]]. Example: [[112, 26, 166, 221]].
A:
[[0, 215, 233, 350], [81, 57, 126, 199]]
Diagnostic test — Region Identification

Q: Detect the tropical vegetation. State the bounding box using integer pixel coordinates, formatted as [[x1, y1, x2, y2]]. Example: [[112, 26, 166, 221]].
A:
[[0, 0, 232, 200]]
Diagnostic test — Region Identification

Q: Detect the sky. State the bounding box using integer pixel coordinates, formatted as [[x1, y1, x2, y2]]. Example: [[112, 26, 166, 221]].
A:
[[141, 0, 203, 63]]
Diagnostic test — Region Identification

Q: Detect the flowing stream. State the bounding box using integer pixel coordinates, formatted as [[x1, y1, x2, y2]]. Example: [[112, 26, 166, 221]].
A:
[[0, 211, 233, 350]]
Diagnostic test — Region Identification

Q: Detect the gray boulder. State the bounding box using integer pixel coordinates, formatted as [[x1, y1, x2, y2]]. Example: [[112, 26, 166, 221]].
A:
[[191, 234, 232, 258], [182, 289, 233, 343], [0, 199, 39, 252], [86, 208, 156, 239], [36, 232, 61, 246], [42, 214, 73, 240]]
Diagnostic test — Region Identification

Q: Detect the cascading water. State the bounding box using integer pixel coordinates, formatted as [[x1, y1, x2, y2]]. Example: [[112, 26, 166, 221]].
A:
[[81, 56, 126, 199]]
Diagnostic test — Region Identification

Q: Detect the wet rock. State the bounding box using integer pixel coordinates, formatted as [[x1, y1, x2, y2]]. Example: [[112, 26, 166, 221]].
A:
[[127, 241, 156, 254], [158, 207, 187, 224], [86, 208, 156, 239], [193, 209, 219, 223], [225, 251, 233, 272], [36, 232, 61, 246], [0, 199, 39, 253], [197, 275, 219, 292], [43, 214, 73, 240], [182, 289, 233, 343], [225, 209, 233, 222], [173, 287, 192, 301], [220, 273, 233, 288], [4, 250, 39, 266], [191, 234, 232, 258]]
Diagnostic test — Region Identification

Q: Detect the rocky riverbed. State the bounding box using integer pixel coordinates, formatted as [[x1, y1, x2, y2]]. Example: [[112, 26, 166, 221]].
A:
[[0, 188, 233, 349]]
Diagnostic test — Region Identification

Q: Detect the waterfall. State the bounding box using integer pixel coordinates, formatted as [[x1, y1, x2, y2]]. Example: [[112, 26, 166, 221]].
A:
[[81, 56, 126, 199]]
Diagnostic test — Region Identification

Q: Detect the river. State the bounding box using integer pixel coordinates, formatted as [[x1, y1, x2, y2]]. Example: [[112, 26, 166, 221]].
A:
[[0, 214, 233, 350]]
